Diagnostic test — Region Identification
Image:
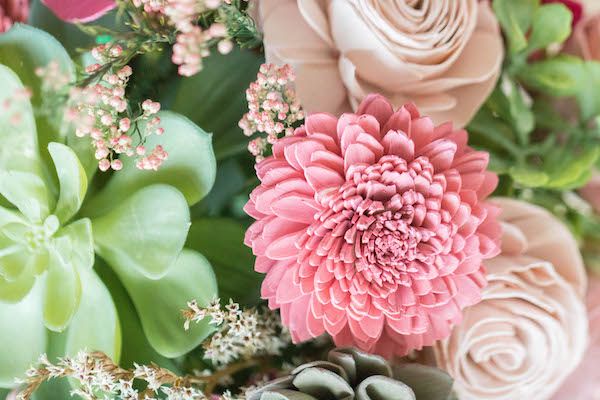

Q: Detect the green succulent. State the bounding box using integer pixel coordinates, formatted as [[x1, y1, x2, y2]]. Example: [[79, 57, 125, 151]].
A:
[[0, 25, 218, 392], [248, 348, 456, 400]]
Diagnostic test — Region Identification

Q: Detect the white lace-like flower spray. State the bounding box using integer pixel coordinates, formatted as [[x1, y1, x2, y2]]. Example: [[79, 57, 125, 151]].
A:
[[184, 298, 290, 366]]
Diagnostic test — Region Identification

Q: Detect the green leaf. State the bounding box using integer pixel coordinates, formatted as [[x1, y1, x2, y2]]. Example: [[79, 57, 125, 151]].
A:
[[509, 166, 550, 187], [43, 242, 82, 332], [527, 3, 572, 52], [0, 171, 50, 223], [0, 282, 46, 388], [546, 147, 600, 189], [61, 268, 121, 362], [169, 48, 263, 160], [493, 0, 539, 54], [108, 248, 218, 358], [95, 259, 180, 371], [82, 112, 216, 217], [491, 76, 535, 145], [186, 218, 262, 305], [0, 269, 35, 303], [518, 55, 584, 97], [92, 184, 191, 279], [56, 218, 94, 272], [48, 143, 88, 224], [66, 134, 97, 183], [576, 61, 600, 121], [392, 364, 454, 400], [0, 24, 74, 170], [0, 65, 41, 178], [192, 158, 248, 218]]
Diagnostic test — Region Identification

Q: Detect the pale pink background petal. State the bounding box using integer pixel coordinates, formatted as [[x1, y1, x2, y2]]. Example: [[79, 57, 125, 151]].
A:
[[42, 0, 115, 23], [552, 275, 600, 400]]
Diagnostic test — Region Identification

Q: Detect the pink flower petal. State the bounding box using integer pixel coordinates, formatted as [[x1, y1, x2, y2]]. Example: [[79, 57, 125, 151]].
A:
[[42, 0, 115, 22]]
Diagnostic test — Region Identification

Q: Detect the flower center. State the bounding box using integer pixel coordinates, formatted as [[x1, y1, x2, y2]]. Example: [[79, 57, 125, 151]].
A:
[[24, 215, 60, 251], [307, 154, 445, 296]]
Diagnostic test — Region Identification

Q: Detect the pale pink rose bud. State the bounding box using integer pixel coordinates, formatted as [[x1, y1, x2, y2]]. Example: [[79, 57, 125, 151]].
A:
[[100, 114, 113, 126], [98, 159, 110, 171], [118, 65, 133, 78], [90, 128, 103, 140], [95, 147, 109, 160], [208, 23, 227, 38], [136, 145, 146, 155], [85, 63, 102, 74], [109, 45, 123, 57], [111, 159, 123, 171], [119, 118, 131, 132], [205, 0, 221, 9], [218, 39, 234, 54]]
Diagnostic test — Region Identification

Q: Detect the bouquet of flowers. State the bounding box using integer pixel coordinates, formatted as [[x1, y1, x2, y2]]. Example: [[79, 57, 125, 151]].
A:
[[1, 0, 600, 399]]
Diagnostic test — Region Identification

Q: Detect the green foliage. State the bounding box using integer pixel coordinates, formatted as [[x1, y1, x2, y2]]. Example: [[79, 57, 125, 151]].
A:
[[168, 47, 263, 160], [0, 26, 219, 391], [186, 218, 262, 306], [218, 1, 263, 49], [493, 0, 539, 54], [470, 1, 600, 195]]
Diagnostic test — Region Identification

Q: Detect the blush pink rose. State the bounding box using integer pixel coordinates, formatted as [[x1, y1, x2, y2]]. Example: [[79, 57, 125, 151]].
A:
[[258, 0, 504, 127], [434, 198, 588, 400], [552, 275, 600, 400], [244, 94, 501, 358], [42, 0, 116, 23], [0, 0, 28, 32]]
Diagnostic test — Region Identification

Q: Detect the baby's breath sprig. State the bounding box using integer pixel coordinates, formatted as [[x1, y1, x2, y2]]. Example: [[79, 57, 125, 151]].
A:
[[239, 64, 305, 162], [78, 0, 256, 79], [183, 299, 291, 368], [36, 51, 168, 172], [16, 351, 252, 400]]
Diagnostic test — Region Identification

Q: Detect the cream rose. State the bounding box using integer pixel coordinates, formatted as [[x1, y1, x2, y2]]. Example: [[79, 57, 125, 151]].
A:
[[258, 0, 504, 127], [434, 198, 588, 400], [552, 275, 600, 400]]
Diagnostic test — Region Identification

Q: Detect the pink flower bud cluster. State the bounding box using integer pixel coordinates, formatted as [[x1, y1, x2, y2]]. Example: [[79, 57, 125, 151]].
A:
[[35, 61, 71, 92], [64, 45, 168, 172], [1, 87, 32, 127], [171, 22, 231, 77], [128, 0, 234, 77], [238, 64, 304, 161], [132, 0, 165, 14]]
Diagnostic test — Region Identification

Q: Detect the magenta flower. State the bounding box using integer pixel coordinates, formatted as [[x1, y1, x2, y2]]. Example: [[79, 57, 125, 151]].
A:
[[244, 94, 502, 357], [42, 0, 115, 23], [0, 0, 28, 32]]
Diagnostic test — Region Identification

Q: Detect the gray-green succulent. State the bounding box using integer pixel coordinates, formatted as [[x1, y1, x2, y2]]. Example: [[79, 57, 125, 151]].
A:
[[248, 348, 456, 400]]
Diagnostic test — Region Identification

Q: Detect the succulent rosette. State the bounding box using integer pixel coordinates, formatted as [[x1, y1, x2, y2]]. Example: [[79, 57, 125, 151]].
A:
[[248, 347, 456, 400], [244, 94, 502, 357], [0, 25, 217, 389], [434, 199, 588, 400]]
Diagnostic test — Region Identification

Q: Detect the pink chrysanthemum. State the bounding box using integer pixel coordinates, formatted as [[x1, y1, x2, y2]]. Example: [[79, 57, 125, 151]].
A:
[[244, 94, 502, 357]]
